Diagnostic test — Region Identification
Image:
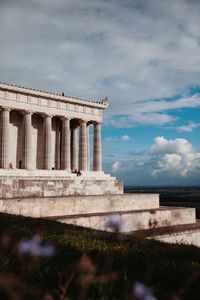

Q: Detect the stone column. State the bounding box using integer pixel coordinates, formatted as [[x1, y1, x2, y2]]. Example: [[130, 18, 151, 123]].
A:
[[93, 122, 102, 171], [24, 111, 33, 169], [0, 108, 10, 168], [55, 123, 61, 169], [87, 125, 90, 171], [71, 127, 78, 170], [61, 117, 71, 170], [45, 114, 52, 170], [79, 120, 87, 171]]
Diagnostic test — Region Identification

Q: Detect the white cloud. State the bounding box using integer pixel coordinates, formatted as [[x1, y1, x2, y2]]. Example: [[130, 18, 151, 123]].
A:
[[105, 135, 131, 141], [177, 122, 200, 132], [108, 113, 176, 128], [104, 137, 118, 142], [129, 95, 200, 114], [149, 136, 193, 155], [149, 136, 200, 176], [122, 135, 130, 141], [112, 161, 121, 173], [103, 136, 200, 185]]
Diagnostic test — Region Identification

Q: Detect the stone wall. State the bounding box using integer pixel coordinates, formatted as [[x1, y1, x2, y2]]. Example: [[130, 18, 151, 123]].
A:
[[150, 228, 200, 247], [0, 193, 159, 218], [57, 207, 196, 232], [0, 176, 123, 198]]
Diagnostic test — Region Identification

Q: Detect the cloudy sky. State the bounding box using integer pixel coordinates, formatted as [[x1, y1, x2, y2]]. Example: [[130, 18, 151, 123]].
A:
[[0, 0, 200, 185]]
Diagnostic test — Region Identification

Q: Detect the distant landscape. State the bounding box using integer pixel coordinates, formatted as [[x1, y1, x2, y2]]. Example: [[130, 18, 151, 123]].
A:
[[125, 186, 200, 218]]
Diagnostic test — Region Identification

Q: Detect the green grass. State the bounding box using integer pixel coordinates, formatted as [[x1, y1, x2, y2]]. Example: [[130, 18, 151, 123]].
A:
[[1, 213, 200, 299]]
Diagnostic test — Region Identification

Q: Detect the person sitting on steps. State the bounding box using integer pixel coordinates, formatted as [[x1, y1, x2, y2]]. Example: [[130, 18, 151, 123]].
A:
[[72, 169, 81, 176], [77, 170, 81, 176]]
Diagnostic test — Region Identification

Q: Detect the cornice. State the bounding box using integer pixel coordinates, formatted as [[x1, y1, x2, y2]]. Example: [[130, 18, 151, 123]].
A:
[[0, 82, 108, 109]]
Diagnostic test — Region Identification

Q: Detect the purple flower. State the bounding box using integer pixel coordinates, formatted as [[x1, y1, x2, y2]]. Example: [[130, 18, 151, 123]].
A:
[[105, 214, 122, 231], [19, 235, 55, 257], [133, 282, 157, 300]]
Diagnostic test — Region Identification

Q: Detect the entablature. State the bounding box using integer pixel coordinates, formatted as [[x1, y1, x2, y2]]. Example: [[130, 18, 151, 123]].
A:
[[0, 82, 108, 122]]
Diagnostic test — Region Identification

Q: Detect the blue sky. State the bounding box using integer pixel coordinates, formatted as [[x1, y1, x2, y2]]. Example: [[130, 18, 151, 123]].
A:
[[0, 0, 200, 185]]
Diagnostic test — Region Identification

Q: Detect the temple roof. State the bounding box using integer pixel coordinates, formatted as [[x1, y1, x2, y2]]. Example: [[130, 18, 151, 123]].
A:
[[0, 82, 109, 109]]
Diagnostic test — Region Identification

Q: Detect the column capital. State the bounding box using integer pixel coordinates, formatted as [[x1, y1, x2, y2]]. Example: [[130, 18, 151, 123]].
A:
[[60, 116, 71, 121], [71, 125, 79, 130], [45, 113, 53, 118], [94, 121, 102, 125], [1, 107, 11, 112], [21, 110, 34, 116], [79, 119, 87, 125], [25, 110, 33, 115], [39, 113, 53, 119], [90, 120, 103, 126]]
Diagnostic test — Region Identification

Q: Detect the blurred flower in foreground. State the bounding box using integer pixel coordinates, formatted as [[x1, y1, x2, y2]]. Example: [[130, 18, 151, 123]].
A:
[[133, 281, 157, 300], [1, 233, 12, 248], [105, 214, 122, 232], [76, 253, 96, 285], [43, 292, 54, 300], [19, 235, 55, 257]]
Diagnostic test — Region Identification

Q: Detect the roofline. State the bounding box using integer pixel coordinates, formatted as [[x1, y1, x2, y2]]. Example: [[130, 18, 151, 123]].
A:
[[0, 82, 109, 109]]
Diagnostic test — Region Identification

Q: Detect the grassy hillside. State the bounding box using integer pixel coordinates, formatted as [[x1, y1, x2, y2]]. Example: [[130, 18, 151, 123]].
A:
[[1, 213, 200, 300]]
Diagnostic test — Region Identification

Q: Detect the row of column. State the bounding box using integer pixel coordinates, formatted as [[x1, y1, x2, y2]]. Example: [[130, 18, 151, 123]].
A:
[[0, 108, 102, 171]]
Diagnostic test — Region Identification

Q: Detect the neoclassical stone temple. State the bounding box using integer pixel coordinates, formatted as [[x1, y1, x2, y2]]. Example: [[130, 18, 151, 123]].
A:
[[1, 82, 200, 248], [0, 82, 107, 172], [0, 82, 123, 198]]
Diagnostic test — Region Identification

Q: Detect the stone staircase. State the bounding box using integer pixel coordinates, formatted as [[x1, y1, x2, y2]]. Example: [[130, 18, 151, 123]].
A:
[[1, 191, 200, 247], [0, 170, 123, 198]]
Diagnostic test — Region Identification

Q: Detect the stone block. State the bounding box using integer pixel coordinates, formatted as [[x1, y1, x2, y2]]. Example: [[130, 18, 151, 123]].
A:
[[0, 172, 123, 198], [0, 193, 159, 217], [56, 207, 196, 232], [146, 222, 200, 247]]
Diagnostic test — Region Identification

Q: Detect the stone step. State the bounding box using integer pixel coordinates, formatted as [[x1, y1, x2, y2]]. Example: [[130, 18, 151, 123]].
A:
[[0, 169, 113, 180], [132, 221, 200, 247], [0, 177, 124, 198], [47, 206, 196, 232], [0, 193, 159, 218]]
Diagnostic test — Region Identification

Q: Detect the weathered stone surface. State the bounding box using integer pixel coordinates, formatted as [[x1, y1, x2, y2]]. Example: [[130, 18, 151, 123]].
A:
[[146, 222, 200, 247], [0, 83, 107, 171], [0, 175, 199, 247], [55, 207, 196, 232], [0, 193, 159, 217], [0, 170, 123, 198]]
